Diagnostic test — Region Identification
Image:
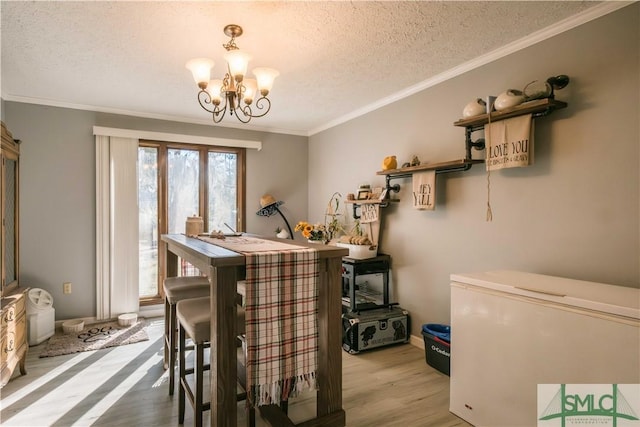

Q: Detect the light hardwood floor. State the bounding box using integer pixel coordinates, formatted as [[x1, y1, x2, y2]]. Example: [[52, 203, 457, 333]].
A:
[[0, 318, 470, 427]]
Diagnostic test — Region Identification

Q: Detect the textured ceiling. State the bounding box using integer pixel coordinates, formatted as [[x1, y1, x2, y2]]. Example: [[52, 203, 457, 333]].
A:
[[1, 1, 607, 136]]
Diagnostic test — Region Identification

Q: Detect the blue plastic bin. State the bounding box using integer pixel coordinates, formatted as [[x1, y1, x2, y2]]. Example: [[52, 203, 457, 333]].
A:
[[422, 323, 451, 343], [422, 323, 451, 375]]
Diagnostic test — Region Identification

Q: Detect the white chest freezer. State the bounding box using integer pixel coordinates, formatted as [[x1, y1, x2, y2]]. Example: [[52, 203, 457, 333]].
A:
[[449, 270, 640, 427]]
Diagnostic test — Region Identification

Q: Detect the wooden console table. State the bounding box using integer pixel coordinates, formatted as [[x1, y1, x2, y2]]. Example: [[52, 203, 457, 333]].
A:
[[162, 234, 348, 427]]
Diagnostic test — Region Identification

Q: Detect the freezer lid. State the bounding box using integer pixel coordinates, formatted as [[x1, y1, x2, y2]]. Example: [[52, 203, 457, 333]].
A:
[[450, 270, 640, 320]]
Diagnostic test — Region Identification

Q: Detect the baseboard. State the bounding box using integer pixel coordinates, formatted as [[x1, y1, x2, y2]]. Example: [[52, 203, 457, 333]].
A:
[[410, 333, 425, 350], [54, 316, 98, 328], [139, 304, 163, 319], [54, 304, 163, 328]]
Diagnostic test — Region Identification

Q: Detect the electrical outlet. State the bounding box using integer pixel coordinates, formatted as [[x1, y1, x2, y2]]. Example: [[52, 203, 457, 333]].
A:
[[63, 282, 72, 294]]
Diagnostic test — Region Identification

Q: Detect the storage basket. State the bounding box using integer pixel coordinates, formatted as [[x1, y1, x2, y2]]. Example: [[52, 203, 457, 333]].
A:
[[336, 243, 377, 259]]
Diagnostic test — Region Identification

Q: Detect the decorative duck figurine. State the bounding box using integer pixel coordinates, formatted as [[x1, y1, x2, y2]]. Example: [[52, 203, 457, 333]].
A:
[[382, 155, 397, 170]]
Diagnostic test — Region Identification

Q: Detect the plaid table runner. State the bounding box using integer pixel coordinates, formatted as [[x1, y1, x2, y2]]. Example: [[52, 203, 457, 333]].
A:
[[244, 249, 319, 406], [194, 236, 320, 406]]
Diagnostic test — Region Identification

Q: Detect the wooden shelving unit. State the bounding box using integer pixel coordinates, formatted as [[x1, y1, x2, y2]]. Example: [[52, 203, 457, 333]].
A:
[[374, 97, 568, 200]]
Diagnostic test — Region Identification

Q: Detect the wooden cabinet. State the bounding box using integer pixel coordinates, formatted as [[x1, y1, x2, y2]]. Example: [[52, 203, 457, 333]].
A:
[[2, 121, 20, 295], [1, 288, 28, 387], [1, 122, 28, 387]]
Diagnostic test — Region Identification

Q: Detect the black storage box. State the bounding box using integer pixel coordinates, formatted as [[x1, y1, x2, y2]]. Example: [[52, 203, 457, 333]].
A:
[[422, 325, 451, 376], [342, 306, 409, 354]]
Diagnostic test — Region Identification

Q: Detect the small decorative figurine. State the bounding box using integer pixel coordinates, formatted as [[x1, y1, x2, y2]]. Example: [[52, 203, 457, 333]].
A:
[[411, 155, 421, 166]]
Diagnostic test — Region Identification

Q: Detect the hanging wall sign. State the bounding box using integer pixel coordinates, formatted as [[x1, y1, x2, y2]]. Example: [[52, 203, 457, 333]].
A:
[[412, 171, 436, 210], [485, 114, 534, 171], [360, 203, 379, 223]]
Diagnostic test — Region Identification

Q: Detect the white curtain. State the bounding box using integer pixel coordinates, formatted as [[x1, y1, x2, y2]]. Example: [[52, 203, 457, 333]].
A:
[[95, 135, 139, 320], [93, 126, 261, 320]]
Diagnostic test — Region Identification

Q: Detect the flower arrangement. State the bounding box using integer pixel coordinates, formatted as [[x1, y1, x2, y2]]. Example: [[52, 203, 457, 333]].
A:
[[294, 192, 347, 243], [324, 192, 345, 242], [295, 221, 327, 242]]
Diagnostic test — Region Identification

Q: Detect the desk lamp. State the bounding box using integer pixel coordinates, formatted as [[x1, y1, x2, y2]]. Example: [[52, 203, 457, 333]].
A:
[[256, 194, 294, 239]]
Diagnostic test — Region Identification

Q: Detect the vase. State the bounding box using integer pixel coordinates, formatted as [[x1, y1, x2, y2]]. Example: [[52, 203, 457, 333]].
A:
[[495, 89, 525, 111], [462, 98, 486, 118]]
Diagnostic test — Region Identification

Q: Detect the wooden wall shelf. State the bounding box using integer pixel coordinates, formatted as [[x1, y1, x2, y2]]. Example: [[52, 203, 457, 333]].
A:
[[345, 198, 396, 217], [376, 159, 484, 199], [372, 97, 567, 203], [453, 98, 567, 130], [345, 199, 388, 205], [377, 158, 484, 177]]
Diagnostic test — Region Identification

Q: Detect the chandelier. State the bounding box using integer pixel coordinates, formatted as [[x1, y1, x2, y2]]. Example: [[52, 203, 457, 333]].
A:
[[186, 24, 279, 124]]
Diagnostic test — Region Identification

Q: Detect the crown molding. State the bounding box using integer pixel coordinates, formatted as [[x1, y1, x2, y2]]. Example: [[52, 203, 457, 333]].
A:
[[1, 94, 308, 137]]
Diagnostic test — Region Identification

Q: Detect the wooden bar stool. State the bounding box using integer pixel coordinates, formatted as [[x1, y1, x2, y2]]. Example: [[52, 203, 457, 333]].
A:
[[164, 276, 247, 396], [176, 296, 247, 427], [163, 276, 210, 395]]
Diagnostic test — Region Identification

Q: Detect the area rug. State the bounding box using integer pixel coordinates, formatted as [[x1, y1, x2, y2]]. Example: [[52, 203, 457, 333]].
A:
[[39, 319, 149, 358]]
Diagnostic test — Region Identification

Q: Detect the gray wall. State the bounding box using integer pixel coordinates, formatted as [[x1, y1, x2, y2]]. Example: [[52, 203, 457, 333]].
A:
[[309, 5, 640, 336], [4, 102, 308, 320]]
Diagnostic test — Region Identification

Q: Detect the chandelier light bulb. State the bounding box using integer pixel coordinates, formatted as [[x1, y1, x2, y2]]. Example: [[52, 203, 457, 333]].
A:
[[253, 67, 279, 95], [224, 49, 251, 82], [207, 79, 224, 104], [185, 58, 215, 89], [242, 78, 257, 104]]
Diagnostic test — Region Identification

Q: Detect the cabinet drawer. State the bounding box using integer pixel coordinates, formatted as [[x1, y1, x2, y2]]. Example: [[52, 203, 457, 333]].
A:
[[1, 314, 26, 368], [1, 297, 25, 329]]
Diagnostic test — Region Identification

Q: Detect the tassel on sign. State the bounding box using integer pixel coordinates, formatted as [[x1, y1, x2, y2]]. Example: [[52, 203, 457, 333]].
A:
[[486, 171, 493, 222], [486, 106, 494, 222]]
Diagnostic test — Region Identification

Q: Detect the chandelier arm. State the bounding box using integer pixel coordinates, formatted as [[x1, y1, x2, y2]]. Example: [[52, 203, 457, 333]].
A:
[[245, 96, 272, 118], [232, 103, 252, 124], [211, 93, 229, 123], [212, 105, 227, 123], [195, 84, 272, 123], [196, 89, 228, 123], [196, 90, 218, 114]]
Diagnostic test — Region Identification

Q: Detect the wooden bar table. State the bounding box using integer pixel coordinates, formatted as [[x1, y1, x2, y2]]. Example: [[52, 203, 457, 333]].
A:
[[162, 234, 348, 427]]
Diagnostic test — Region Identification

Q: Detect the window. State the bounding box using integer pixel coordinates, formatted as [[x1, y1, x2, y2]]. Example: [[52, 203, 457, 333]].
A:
[[138, 141, 245, 304]]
